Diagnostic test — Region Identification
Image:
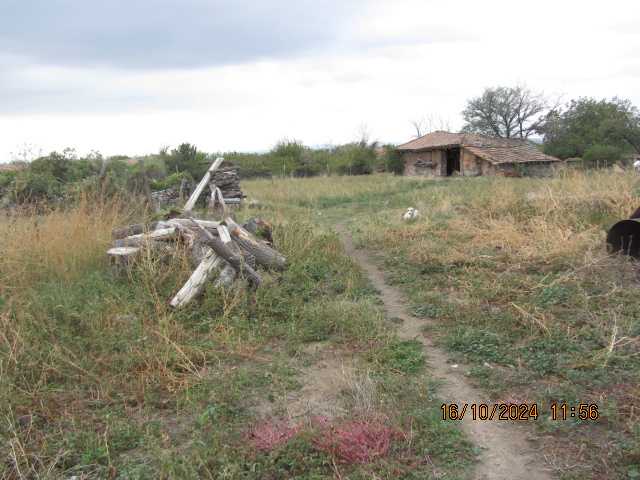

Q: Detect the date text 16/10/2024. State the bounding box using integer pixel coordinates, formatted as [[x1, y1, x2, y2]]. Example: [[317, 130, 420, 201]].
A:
[[440, 403, 600, 421]]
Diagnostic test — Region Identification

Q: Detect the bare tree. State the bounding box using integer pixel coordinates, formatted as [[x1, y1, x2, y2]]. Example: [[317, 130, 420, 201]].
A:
[[410, 118, 427, 138], [356, 122, 373, 145], [410, 115, 452, 138], [9, 142, 42, 163], [462, 85, 553, 139]]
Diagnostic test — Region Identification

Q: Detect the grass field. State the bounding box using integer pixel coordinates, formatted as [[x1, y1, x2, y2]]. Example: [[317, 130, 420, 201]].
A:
[[1, 171, 639, 479]]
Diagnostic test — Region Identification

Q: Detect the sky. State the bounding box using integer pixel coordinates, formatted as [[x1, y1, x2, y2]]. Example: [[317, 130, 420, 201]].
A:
[[1, 0, 640, 161]]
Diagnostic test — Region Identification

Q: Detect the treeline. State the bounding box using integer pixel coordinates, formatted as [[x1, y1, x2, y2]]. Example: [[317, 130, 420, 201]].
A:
[[4, 90, 638, 206], [461, 86, 640, 167], [0, 140, 404, 205], [541, 97, 640, 166]]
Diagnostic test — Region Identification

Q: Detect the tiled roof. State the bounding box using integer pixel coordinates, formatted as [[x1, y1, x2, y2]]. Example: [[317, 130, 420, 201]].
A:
[[397, 131, 560, 165], [397, 131, 464, 151]]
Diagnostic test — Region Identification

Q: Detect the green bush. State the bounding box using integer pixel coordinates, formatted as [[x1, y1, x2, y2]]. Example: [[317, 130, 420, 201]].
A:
[[150, 171, 191, 191], [13, 170, 62, 202], [334, 143, 376, 175], [583, 144, 624, 168], [381, 146, 404, 174], [164, 143, 209, 179]]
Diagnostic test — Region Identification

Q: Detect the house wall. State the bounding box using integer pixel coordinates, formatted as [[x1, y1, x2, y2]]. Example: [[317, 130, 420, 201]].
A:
[[403, 150, 440, 176], [460, 148, 481, 176], [403, 149, 558, 178], [404, 148, 479, 177]]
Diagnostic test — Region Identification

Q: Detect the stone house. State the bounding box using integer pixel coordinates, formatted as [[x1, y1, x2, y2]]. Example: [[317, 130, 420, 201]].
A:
[[397, 131, 561, 177]]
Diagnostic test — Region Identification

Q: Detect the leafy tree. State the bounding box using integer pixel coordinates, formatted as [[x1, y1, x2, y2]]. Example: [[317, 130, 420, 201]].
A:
[[13, 170, 62, 203], [462, 85, 549, 139], [30, 151, 74, 182], [271, 139, 311, 176], [334, 141, 377, 175], [381, 146, 404, 175], [165, 143, 206, 178], [542, 97, 640, 165]]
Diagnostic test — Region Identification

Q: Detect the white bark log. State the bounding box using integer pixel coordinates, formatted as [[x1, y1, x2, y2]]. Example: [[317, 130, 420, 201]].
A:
[[217, 224, 232, 245], [183, 157, 224, 212], [114, 227, 178, 247], [107, 247, 140, 257], [107, 246, 141, 272], [170, 250, 225, 308], [215, 187, 227, 215]]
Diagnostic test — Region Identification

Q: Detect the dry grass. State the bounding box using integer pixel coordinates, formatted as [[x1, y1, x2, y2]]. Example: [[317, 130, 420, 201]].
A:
[[4, 169, 638, 478], [244, 174, 407, 205], [0, 195, 135, 295], [349, 171, 639, 264]]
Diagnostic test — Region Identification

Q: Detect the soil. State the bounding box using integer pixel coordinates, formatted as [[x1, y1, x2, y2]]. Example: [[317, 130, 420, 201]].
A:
[[336, 224, 554, 480], [253, 342, 355, 422]]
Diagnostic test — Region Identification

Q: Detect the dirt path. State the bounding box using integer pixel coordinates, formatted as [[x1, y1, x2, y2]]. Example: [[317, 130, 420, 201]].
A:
[[336, 225, 554, 480]]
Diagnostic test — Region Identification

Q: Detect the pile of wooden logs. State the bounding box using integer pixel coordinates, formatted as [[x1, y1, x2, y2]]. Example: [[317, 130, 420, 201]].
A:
[[211, 163, 244, 205], [107, 157, 284, 308], [108, 216, 285, 307]]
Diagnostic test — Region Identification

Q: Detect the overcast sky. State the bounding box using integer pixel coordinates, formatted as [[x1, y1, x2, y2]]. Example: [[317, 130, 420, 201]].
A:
[[1, 0, 639, 160]]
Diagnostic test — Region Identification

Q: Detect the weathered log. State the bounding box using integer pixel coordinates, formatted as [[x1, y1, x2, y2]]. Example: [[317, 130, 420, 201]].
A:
[[218, 198, 242, 205], [190, 241, 211, 265], [214, 263, 237, 288], [167, 218, 221, 233], [107, 246, 140, 258], [112, 221, 173, 240], [215, 186, 227, 215], [113, 227, 178, 247], [217, 225, 232, 245], [184, 157, 224, 212], [225, 218, 286, 270], [170, 250, 225, 308], [185, 216, 262, 287], [243, 217, 274, 244], [218, 224, 256, 269], [107, 247, 140, 273]]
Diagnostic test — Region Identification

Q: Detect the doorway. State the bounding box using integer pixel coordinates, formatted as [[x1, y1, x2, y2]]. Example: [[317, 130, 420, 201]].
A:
[[446, 148, 461, 176]]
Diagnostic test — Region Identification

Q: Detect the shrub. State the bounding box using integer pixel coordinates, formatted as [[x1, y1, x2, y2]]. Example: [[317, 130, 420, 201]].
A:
[[582, 144, 624, 168], [381, 146, 404, 175], [13, 170, 62, 202]]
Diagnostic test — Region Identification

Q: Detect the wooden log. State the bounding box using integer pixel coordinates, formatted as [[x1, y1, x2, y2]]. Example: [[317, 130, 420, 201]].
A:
[[183, 157, 224, 212], [107, 246, 140, 258], [184, 216, 262, 287], [167, 218, 221, 232], [113, 227, 178, 247], [208, 182, 216, 210], [170, 250, 225, 308], [243, 217, 273, 244], [225, 218, 286, 270], [218, 224, 256, 269], [215, 187, 227, 216], [190, 242, 211, 265], [217, 225, 232, 245], [218, 198, 242, 205], [107, 247, 140, 273], [112, 221, 173, 240], [214, 263, 237, 288]]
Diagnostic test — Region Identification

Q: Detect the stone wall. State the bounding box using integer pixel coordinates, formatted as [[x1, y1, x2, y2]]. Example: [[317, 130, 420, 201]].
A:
[[403, 151, 438, 176], [403, 148, 557, 178], [461, 148, 481, 176]]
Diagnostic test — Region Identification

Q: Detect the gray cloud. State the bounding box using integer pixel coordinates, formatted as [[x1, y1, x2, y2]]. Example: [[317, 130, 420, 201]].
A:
[[0, 0, 366, 69]]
